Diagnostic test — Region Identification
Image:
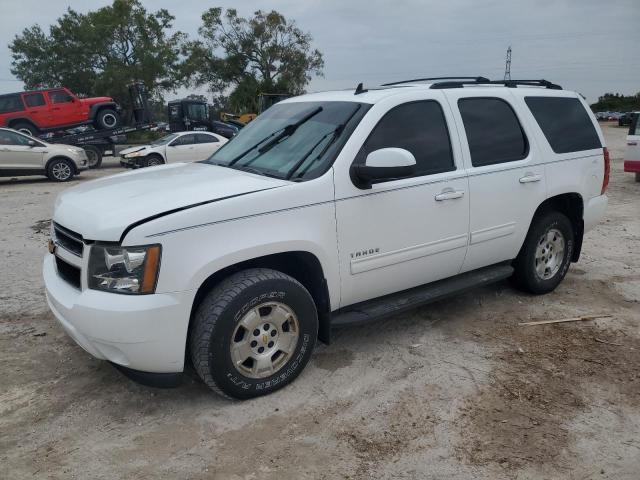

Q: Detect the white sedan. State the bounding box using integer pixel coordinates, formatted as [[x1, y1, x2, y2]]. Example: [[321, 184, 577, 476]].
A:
[[119, 131, 228, 168]]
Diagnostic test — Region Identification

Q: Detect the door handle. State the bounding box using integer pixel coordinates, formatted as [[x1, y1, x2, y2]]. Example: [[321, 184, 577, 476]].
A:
[[435, 189, 465, 201], [519, 173, 542, 183]]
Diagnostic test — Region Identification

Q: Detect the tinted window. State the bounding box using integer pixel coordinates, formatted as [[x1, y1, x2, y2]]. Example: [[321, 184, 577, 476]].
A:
[[458, 98, 528, 167], [525, 97, 602, 153], [0, 130, 31, 146], [357, 100, 454, 177], [171, 134, 195, 146], [49, 90, 73, 104], [0, 95, 24, 114], [24, 93, 46, 107], [196, 133, 218, 144]]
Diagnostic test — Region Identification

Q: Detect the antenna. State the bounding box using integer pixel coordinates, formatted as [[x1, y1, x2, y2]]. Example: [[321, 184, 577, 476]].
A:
[[504, 46, 512, 81]]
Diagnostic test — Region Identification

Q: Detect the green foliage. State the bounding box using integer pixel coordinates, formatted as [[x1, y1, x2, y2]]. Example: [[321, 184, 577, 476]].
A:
[[9, 0, 184, 107], [590, 92, 640, 112], [183, 8, 324, 113], [127, 129, 167, 144]]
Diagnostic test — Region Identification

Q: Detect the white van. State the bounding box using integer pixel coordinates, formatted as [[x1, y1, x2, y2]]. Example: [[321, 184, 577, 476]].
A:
[[44, 77, 608, 399], [623, 112, 640, 181]]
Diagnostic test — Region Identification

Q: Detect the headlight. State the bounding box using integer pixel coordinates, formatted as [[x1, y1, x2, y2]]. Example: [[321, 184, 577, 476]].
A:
[[67, 147, 83, 154], [125, 150, 146, 158], [88, 244, 161, 294]]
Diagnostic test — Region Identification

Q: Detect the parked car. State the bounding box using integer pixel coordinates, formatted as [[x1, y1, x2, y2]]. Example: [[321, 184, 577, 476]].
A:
[[618, 112, 634, 127], [45, 78, 608, 399], [119, 131, 227, 168], [0, 127, 87, 181], [623, 112, 640, 181], [210, 120, 239, 138], [0, 87, 121, 137]]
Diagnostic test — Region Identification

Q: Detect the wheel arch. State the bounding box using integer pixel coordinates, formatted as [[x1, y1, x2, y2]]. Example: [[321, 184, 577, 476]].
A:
[[45, 155, 78, 174], [89, 102, 118, 120], [530, 192, 584, 262], [188, 251, 332, 349], [7, 117, 39, 130]]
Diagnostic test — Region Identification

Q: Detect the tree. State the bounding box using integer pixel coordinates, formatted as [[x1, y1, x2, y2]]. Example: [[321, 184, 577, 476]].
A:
[[184, 8, 324, 113], [10, 0, 185, 108], [590, 92, 640, 112]]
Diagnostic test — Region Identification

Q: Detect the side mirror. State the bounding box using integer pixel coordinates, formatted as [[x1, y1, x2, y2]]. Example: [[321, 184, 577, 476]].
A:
[[350, 147, 416, 189], [27, 140, 36, 147]]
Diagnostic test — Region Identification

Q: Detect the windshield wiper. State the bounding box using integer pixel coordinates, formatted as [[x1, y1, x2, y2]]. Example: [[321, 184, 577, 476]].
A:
[[285, 104, 361, 180], [227, 106, 322, 167], [256, 106, 323, 155]]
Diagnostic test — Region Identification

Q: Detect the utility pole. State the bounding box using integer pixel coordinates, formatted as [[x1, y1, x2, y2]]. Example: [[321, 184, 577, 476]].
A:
[[504, 46, 512, 81]]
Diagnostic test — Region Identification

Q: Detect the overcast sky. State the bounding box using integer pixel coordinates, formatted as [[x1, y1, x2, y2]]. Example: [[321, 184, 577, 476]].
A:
[[0, 0, 637, 103]]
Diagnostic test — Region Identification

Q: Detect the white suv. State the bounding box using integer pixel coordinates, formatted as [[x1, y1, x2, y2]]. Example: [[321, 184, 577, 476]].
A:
[[44, 77, 609, 399]]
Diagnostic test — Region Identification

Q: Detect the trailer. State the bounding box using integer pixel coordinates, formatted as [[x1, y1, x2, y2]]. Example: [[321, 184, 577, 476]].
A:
[[39, 82, 156, 169]]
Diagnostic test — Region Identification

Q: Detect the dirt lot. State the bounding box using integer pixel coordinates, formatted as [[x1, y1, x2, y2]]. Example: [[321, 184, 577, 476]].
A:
[[1, 124, 638, 479]]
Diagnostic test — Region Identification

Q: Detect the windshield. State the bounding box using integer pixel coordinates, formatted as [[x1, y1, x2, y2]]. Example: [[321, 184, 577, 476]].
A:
[[204, 101, 367, 180], [187, 103, 208, 121], [150, 133, 179, 145]]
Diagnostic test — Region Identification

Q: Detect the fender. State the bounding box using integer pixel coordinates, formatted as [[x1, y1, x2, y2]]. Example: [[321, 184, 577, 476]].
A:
[[88, 102, 119, 120], [6, 116, 39, 129]]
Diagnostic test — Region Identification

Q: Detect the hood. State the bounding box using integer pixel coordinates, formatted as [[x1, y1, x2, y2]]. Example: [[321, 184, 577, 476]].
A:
[[53, 162, 289, 241], [80, 96, 114, 105], [119, 145, 150, 155]]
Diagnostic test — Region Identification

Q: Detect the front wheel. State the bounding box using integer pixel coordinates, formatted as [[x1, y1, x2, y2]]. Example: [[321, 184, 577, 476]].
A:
[[512, 211, 574, 294], [95, 109, 120, 130], [189, 268, 318, 399], [47, 158, 75, 182], [144, 154, 164, 167]]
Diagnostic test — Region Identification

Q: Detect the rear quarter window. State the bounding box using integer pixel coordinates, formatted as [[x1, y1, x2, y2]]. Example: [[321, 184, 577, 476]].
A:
[[0, 95, 24, 114], [525, 97, 602, 153]]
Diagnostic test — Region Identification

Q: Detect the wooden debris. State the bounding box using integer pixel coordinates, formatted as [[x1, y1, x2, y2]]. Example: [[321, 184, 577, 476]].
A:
[[518, 314, 613, 326]]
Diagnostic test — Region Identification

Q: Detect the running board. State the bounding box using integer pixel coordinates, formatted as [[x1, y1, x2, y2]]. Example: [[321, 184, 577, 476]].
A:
[[331, 263, 514, 328]]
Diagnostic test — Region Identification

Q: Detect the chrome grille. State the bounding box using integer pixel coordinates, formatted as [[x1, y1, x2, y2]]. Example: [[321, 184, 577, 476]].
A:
[[53, 222, 84, 257]]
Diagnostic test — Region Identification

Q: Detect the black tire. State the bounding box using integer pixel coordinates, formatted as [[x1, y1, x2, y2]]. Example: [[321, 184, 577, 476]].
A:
[[11, 122, 40, 137], [95, 108, 120, 130], [512, 211, 574, 294], [144, 154, 164, 167], [83, 145, 102, 169], [46, 157, 75, 182], [190, 268, 318, 399]]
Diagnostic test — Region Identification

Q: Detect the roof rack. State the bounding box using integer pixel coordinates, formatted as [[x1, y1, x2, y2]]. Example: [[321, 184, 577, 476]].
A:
[[429, 78, 562, 90], [381, 76, 490, 86]]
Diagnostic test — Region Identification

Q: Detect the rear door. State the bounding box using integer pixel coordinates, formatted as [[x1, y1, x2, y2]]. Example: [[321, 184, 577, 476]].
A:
[[22, 92, 51, 128], [445, 90, 547, 273], [0, 130, 45, 170], [165, 134, 197, 163], [194, 133, 222, 160]]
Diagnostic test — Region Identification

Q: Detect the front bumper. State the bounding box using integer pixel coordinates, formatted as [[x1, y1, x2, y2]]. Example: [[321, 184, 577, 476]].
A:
[[73, 152, 89, 171], [43, 254, 194, 373], [120, 155, 144, 169]]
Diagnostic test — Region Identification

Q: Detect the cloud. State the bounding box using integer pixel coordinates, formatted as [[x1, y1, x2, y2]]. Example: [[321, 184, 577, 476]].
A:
[[1, 0, 638, 102]]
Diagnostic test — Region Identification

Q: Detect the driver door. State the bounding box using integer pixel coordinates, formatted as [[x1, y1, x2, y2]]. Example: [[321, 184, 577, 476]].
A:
[[166, 134, 197, 163], [0, 130, 45, 170], [334, 94, 470, 308]]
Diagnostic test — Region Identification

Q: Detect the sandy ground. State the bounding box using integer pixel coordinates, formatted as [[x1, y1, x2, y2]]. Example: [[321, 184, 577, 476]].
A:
[[1, 124, 638, 479]]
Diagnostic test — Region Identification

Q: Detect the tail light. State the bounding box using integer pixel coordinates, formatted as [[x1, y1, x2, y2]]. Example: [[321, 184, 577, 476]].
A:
[[601, 147, 610, 194]]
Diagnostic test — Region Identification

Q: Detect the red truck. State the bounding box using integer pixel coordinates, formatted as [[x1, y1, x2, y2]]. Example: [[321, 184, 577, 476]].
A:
[[0, 87, 121, 136]]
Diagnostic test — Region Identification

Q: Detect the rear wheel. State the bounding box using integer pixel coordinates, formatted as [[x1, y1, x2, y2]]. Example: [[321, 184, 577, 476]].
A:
[[512, 211, 574, 294], [47, 158, 75, 182], [83, 145, 102, 169], [11, 122, 39, 137], [189, 268, 318, 399], [95, 109, 120, 130]]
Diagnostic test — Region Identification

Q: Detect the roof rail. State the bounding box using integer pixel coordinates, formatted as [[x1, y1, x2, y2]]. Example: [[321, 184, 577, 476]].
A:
[[430, 78, 562, 90], [381, 76, 490, 86]]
